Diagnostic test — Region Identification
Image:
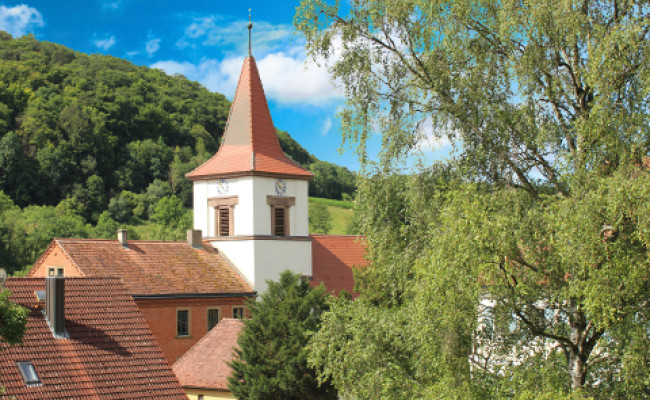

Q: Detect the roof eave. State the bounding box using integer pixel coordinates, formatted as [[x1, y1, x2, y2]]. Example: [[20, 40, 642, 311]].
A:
[[187, 170, 313, 181]]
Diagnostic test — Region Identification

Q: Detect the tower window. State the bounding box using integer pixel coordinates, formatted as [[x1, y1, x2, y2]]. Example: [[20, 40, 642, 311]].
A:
[[218, 207, 230, 236], [267, 196, 295, 237], [273, 207, 287, 236], [208, 196, 238, 237]]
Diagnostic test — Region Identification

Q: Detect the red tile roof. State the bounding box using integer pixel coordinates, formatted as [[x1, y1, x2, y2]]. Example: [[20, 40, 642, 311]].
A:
[[172, 318, 243, 391], [187, 56, 313, 180], [0, 277, 187, 399], [30, 239, 255, 297], [310, 235, 367, 297]]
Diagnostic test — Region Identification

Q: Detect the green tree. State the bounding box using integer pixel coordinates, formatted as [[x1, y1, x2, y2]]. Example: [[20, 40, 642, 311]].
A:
[[0, 289, 28, 346], [150, 195, 191, 240], [296, 0, 650, 397], [309, 201, 332, 234], [228, 271, 337, 400]]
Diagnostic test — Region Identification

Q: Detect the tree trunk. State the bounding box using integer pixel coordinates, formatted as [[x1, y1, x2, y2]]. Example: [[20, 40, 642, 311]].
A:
[[567, 300, 588, 391], [568, 350, 587, 391]]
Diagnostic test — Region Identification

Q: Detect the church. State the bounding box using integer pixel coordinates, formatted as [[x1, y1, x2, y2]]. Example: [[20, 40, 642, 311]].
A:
[[28, 37, 366, 365]]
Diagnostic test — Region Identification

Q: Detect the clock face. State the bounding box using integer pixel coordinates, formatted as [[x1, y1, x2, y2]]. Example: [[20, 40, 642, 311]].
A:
[[217, 179, 230, 194], [275, 179, 287, 195]]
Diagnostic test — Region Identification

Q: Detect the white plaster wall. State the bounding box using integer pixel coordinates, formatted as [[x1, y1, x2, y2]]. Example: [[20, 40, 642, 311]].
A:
[[193, 177, 255, 236], [211, 239, 312, 294], [253, 240, 312, 294], [193, 181, 209, 235], [211, 240, 256, 288], [194, 176, 309, 237], [250, 177, 309, 236], [292, 180, 310, 236]]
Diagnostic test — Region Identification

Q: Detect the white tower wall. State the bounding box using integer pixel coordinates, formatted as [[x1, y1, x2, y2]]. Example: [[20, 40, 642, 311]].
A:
[[192, 175, 311, 293]]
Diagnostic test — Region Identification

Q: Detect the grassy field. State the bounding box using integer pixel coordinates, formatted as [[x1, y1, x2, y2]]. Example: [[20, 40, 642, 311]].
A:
[[131, 198, 356, 239], [309, 197, 356, 235]]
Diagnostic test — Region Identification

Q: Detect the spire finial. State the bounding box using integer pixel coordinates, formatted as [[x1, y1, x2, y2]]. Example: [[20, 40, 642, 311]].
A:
[[247, 9, 253, 57]]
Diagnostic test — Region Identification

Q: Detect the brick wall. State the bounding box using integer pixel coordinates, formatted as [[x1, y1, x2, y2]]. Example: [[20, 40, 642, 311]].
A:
[[29, 243, 82, 277], [135, 297, 250, 364]]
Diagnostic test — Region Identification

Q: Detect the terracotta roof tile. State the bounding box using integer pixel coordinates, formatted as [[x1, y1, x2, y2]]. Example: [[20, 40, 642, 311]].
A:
[[172, 318, 243, 391], [310, 235, 367, 297], [30, 239, 255, 297], [0, 277, 187, 399], [187, 56, 312, 180]]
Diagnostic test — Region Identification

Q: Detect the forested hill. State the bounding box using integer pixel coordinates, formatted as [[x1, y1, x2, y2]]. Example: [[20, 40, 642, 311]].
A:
[[0, 32, 355, 220]]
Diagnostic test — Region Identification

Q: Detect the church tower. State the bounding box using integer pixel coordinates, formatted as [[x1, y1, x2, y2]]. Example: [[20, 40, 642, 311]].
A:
[[187, 23, 313, 294]]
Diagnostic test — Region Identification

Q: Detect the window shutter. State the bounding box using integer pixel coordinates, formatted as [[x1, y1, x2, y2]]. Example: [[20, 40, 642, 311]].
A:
[[219, 207, 230, 236], [274, 207, 285, 236]]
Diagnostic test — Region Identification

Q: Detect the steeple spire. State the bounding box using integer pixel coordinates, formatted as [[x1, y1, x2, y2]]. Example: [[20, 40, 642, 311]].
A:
[[186, 49, 312, 181], [247, 9, 253, 57]]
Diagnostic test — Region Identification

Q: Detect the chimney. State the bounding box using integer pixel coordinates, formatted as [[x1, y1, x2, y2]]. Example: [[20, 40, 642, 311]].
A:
[[45, 276, 67, 338], [117, 229, 128, 248], [187, 229, 202, 249]]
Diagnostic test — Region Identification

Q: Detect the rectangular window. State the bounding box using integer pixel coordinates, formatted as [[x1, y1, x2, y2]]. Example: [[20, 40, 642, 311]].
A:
[[233, 307, 245, 320], [47, 267, 64, 276], [207, 308, 220, 331], [17, 361, 41, 385], [272, 206, 287, 236], [208, 196, 238, 238], [177, 309, 190, 336], [218, 206, 230, 236]]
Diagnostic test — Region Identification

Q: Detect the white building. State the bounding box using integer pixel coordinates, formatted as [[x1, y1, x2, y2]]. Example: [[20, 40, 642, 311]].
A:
[[187, 55, 316, 294]]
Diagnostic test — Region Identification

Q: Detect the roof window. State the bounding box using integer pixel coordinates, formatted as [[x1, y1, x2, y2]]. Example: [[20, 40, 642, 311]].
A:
[[17, 361, 41, 386]]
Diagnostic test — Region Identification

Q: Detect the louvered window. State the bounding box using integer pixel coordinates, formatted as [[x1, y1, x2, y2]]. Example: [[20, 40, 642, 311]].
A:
[[218, 207, 230, 236], [208, 197, 238, 238], [273, 207, 286, 236]]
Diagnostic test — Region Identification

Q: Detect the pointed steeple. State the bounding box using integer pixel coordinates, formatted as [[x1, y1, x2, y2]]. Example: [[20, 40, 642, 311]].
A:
[[187, 56, 313, 181]]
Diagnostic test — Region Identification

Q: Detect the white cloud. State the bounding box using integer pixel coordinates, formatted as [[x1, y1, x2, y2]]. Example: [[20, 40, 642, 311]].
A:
[[321, 117, 333, 136], [0, 5, 43, 37], [94, 35, 116, 51], [152, 50, 342, 105], [257, 50, 342, 104], [177, 16, 295, 56], [151, 58, 241, 97], [145, 38, 161, 57], [414, 117, 452, 152]]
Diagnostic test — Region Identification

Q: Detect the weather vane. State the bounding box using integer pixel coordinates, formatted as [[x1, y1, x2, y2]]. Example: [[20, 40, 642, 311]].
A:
[[248, 8, 253, 56]]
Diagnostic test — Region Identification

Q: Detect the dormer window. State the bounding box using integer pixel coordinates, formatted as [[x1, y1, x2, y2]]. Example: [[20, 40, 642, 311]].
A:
[[208, 196, 238, 237], [267, 196, 295, 237], [17, 361, 41, 386]]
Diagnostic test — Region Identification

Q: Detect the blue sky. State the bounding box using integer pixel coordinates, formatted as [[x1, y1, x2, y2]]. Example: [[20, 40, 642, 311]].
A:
[[0, 0, 451, 171]]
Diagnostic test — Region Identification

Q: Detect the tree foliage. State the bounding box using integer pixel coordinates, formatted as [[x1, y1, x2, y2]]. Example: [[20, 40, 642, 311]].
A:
[[228, 271, 337, 400], [0, 32, 356, 272], [296, 0, 649, 398], [0, 289, 28, 346], [309, 201, 332, 234]]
